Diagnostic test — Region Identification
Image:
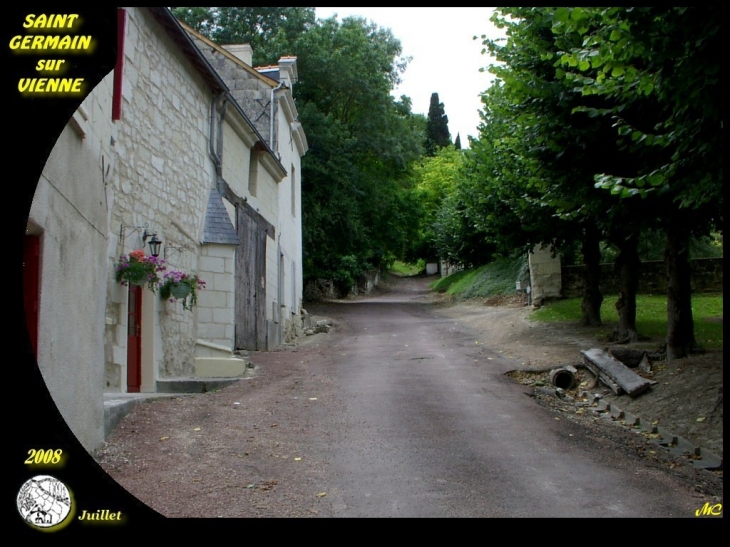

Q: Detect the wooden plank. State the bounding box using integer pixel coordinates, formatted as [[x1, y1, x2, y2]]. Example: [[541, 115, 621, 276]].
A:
[[581, 348, 653, 397], [221, 181, 275, 239], [235, 208, 258, 350], [582, 359, 623, 395], [256, 223, 267, 351]]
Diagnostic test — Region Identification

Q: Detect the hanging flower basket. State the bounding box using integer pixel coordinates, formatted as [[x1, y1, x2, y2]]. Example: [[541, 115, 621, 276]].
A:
[[114, 250, 166, 292], [159, 270, 206, 311]]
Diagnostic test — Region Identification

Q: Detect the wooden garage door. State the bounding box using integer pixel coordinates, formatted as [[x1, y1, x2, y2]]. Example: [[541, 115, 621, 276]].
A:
[[235, 207, 267, 350]]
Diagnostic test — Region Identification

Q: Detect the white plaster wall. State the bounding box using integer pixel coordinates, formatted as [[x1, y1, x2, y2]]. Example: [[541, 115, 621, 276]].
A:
[[222, 121, 250, 198], [246, 162, 278, 230], [27, 73, 115, 451], [275, 96, 304, 339]]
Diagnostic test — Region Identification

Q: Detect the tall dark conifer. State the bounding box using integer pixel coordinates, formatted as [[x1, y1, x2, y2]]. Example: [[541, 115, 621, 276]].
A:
[[425, 92, 451, 155]]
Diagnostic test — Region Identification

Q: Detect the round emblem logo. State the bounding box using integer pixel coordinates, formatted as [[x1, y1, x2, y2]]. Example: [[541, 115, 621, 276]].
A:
[[17, 475, 72, 529]]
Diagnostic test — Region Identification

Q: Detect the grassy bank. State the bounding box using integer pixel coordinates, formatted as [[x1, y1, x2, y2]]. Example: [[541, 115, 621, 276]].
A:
[[389, 259, 425, 277], [430, 256, 528, 299], [432, 259, 723, 349], [530, 293, 723, 349]]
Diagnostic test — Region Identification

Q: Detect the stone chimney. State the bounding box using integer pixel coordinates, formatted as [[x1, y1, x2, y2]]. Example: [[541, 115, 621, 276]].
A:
[[277, 56, 298, 87], [222, 44, 253, 66]]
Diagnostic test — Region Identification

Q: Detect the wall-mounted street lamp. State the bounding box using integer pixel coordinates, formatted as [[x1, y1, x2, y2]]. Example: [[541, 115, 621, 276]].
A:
[[120, 223, 162, 257], [146, 233, 162, 257]]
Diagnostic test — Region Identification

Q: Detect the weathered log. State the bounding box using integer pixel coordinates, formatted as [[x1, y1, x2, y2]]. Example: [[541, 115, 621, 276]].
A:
[[606, 347, 648, 368], [581, 348, 653, 397]]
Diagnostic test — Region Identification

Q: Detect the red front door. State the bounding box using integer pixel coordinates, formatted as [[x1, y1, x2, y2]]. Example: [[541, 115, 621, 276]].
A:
[[127, 284, 142, 392], [23, 235, 40, 358]]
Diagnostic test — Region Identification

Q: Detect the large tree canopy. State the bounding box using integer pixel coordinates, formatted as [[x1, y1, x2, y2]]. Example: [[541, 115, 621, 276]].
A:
[[550, 6, 723, 358], [441, 7, 722, 358]]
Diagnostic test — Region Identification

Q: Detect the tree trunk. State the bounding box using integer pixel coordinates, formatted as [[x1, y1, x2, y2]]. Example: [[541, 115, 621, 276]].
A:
[[580, 223, 603, 327], [612, 234, 640, 343], [665, 220, 697, 361]]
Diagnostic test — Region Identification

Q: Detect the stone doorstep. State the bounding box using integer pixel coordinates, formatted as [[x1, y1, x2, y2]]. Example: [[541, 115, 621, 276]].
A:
[[155, 377, 242, 393]]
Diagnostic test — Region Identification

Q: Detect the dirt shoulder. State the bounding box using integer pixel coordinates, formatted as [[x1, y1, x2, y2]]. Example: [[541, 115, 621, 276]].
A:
[[428, 290, 723, 463]]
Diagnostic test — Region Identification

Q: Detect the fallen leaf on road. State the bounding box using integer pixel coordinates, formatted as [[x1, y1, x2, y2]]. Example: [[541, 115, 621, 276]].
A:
[[697, 416, 706, 422], [294, 457, 302, 461], [160, 436, 169, 441], [316, 492, 327, 498], [194, 427, 201, 431], [308, 397, 317, 401]]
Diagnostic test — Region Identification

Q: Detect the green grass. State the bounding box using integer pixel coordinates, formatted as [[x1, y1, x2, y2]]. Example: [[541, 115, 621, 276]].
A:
[[430, 256, 528, 299], [530, 293, 723, 349], [389, 259, 425, 276]]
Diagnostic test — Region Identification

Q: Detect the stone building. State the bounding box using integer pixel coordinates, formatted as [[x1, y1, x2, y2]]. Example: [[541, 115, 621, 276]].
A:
[[25, 7, 307, 452], [181, 23, 308, 347]]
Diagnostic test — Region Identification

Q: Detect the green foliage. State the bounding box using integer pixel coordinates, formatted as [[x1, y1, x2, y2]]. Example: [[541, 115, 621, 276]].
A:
[[294, 15, 426, 285], [407, 146, 464, 262], [551, 7, 723, 225], [430, 268, 475, 293], [390, 259, 425, 277], [530, 293, 723, 349], [171, 7, 315, 66], [430, 255, 527, 299]]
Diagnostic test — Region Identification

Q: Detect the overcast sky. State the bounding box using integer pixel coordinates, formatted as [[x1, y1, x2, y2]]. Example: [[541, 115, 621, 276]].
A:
[[314, 7, 506, 148]]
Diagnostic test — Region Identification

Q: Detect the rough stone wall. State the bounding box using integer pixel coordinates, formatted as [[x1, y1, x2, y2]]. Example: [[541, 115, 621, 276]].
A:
[[561, 257, 724, 298], [352, 270, 381, 295], [304, 279, 340, 301], [106, 7, 216, 381], [188, 34, 273, 143]]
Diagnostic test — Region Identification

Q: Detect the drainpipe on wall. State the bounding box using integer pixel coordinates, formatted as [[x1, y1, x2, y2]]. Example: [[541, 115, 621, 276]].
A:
[[209, 93, 228, 192], [217, 98, 229, 183], [270, 82, 284, 151]]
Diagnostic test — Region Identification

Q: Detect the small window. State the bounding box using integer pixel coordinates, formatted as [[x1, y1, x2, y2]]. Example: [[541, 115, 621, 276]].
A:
[[248, 150, 258, 197]]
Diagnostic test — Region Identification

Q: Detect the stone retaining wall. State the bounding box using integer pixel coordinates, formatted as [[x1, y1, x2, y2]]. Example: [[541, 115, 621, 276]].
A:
[[561, 257, 723, 298]]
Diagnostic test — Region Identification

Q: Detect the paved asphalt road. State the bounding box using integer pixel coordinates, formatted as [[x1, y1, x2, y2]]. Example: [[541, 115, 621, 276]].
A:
[[303, 278, 709, 517]]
